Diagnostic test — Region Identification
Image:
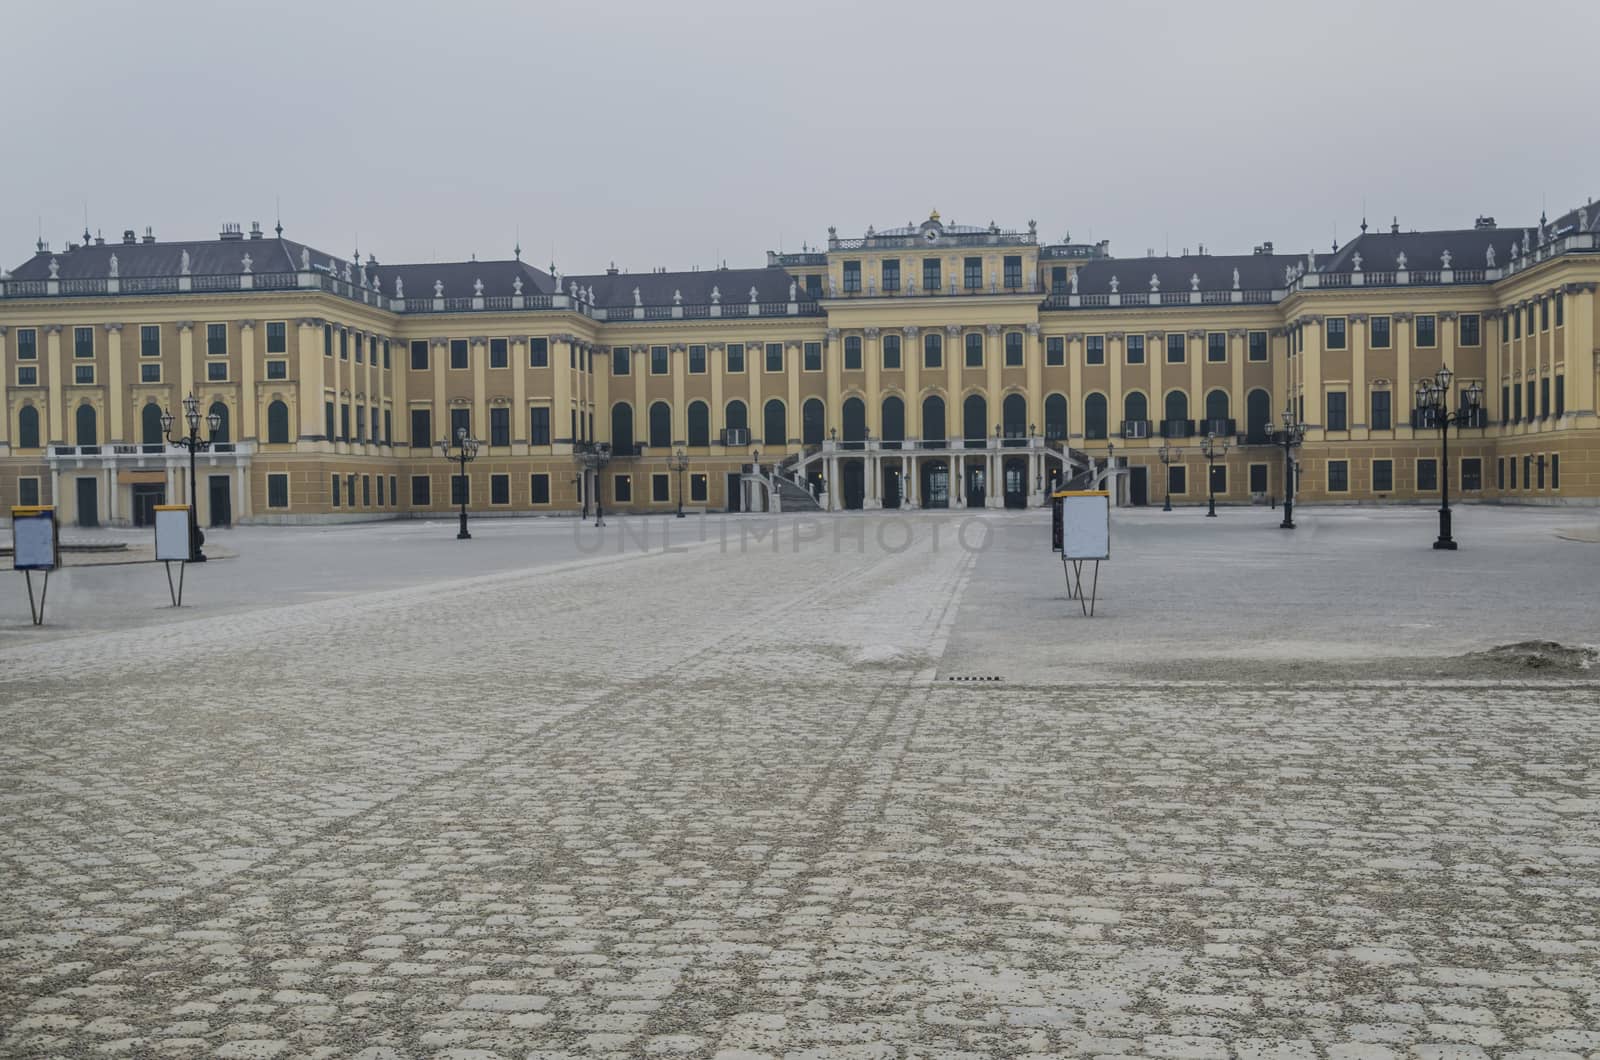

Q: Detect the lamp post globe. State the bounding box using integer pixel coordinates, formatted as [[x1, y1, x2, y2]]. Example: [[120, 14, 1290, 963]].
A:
[[162, 390, 214, 562]]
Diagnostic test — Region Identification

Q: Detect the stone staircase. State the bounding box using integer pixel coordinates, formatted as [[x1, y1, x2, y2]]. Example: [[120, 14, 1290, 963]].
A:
[[773, 475, 823, 512]]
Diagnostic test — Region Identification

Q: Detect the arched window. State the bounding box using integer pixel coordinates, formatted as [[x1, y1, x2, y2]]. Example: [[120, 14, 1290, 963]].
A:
[[1002, 393, 1027, 438], [142, 402, 165, 446], [209, 401, 230, 444], [17, 405, 41, 449], [921, 394, 946, 442], [686, 401, 710, 447], [881, 396, 905, 443], [1205, 390, 1230, 428], [266, 400, 291, 444], [802, 398, 826, 445], [1164, 390, 1189, 430], [1044, 394, 1068, 441], [724, 399, 747, 433], [762, 398, 786, 446], [1246, 388, 1271, 444], [842, 397, 866, 442], [76, 404, 98, 447], [648, 401, 673, 449], [962, 393, 987, 443], [1084, 394, 1107, 440], [1124, 392, 1148, 429], [611, 402, 634, 450]]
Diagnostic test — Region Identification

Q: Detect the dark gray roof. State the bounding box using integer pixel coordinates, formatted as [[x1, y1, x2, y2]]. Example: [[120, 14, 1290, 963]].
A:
[[1070, 252, 1302, 295], [1548, 198, 1599, 236], [384, 259, 555, 300], [1319, 227, 1520, 274], [567, 267, 809, 308]]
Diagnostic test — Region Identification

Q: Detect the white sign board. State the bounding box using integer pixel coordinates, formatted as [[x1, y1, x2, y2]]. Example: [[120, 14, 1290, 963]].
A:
[[12, 509, 58, 570], [154, 506, 192, 562], [1060, 493, 1110, 560]]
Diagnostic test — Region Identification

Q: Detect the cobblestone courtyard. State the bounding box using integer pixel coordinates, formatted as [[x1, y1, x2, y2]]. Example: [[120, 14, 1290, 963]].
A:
[[2, 507, 1598, 1058]]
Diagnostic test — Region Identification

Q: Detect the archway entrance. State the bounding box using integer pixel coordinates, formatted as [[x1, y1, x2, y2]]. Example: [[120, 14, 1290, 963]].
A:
[[920, 460, 949, 508], [842, 461, 864, 510], [1003, 457, 1028, 508]]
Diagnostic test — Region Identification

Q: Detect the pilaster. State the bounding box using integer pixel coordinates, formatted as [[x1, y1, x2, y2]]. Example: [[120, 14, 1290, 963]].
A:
[[105, 324, 125, 442], [46, 325, 65, 442], [239, 320, 257, 441]]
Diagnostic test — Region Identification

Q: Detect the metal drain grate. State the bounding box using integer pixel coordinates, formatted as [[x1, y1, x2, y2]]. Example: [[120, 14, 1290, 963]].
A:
[[947, 675, 1004, 682]]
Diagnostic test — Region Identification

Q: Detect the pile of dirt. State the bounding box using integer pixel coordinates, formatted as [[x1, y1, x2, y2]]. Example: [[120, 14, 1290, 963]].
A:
[[1465, 640, 1597, 672]]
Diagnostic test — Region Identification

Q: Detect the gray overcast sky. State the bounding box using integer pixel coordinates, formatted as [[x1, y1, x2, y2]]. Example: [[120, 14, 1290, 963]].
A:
[[7, 0, 1597, 274]]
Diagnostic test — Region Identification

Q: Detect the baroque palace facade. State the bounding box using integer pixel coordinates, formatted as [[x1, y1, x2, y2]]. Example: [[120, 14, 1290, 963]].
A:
[[1, 203, 1597, 527]]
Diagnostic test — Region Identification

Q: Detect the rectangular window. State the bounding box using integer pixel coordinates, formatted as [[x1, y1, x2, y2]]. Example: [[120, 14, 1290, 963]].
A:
[[1242, 331, 1264, 362], [140, 363, 161, 383], [18, 478, 40, 505], [1125, 335, 1145, 365], [206, 362, 227, 381], [726, 343, 744, 373], [881, 259, 900, 292], [1510, 458, 1518, 490], [489, 338, 508, 369], [440, 338, 465, 370], [806, 274, 821, 298], [74, 326, 94, 358], [17, 366, 37, 386], [1418, 458, 1438, 492], [1051, 266, 1068, 294], [1371, 390, 1391, 431], [1005, 332, 1023, 367], [361, 474, 371, 506], [965, 332, 983, 368], [882, 334, 901, 370], [139, 324, 161, 357], [377, 476, 385, 506], [1536, 455, 1545, 489], [356, 407, 366, 442], [1497, 458, 1505, 490], [1249, 463, 1268, 493], [1513, 384, 1523, 421], [1461, 458, 1482, 491], [17, 328, 37, 360], [450, 408, 470, 442], [1523, 455, 1532, 490], [411, 475, 431, 506], [1327, 460, 1349, 492], [339, 329, 348, 360], [1086, 335, 1106, 365], [410, 408, 431, 449], [1551, 453, 1559, 490], [922, 258, 941, 292], [266, 474, 289, 509], [528, 406, 550, 446], [1526, 380, 1535, 421], [1326, 392, 1347, 432], [331, 475, 341, 508], [75, 364, 96, 384], [614, 475, 632, 503], [382, 339, 390, 369], [266, 360, 287, 380], [923, 333, 941, 369], [690, 473, 708, 503], [1555, 376, 1564, 416], [1047, 337, 1065, 366], [1540, 299, 1549, 331], [1373, 459, 1393, 492], [490, 473, 510, 505], [263, 321, 287, 354], [1513, 310, 1521, 339], [451, 474, 468, 506], [1003, 255, 1022, 289], [1370, 317, 1390, 349], [842, 260, 861, 292], [765, 343, 783, 373], [804, 341, 823, 372], [652, 473, 670, 502], [1207, 332, 1227, 362], [1540, 378, 1550, 418], [490, 407, 510, 447], [408, 340, 427, 371], [354, 333, 363, 364], [963, 257, 982, 289], [651, 345, 669, 374], [1325, 318, 1346, 351], [1168, 465, 1187, 495], [612, 346, 630, 375], [384, 410, 391, 444], [325, 401, 335, 439], [518, 336, 544, 368], [529, 473, 550, 504], [1555, 294, 1564, 327], [689, 344, 706, 374], [340, 404, 350, 441], [324, 324, 333, 357], [1459, 314, 1480, 347], [1415, 314, 1436, 348], [1167, 333, 1186, 363]]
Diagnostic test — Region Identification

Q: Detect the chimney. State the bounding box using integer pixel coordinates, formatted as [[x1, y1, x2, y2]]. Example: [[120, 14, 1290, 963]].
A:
[[1474, 215, 1497, 230], [220, 222, 243, 240], [123, 229, 137, 244], [249, 221, 264, 239], [95, 232, 106, 246], [142, 227, 156, 244], [606, 262, 620, 275]]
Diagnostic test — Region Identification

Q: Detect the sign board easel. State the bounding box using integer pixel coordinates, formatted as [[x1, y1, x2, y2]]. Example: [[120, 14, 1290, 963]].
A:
[[1052, 490, 1109, 616], [10, 506, 59, 625], [154, 504, 193, 606]]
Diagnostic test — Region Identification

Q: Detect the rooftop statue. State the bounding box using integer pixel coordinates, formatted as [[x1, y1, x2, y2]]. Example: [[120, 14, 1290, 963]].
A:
[[108, 253, 119, 278]]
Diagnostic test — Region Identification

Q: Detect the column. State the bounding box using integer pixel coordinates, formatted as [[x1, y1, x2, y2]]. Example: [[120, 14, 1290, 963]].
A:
[[1300, 317, 1324, 435], [1108, 332, 1124, 439], [633, 344, 647, 448], [864, 328, 882, 436], [103, 324, 125, 442], [865, 448, 880, 509], [0, 326, 8, 447], [746, 337, 762, 449], [785, 343, 801, 446], [827, 455, 839, 510], [46, 325, 65, 442], [945, 325, 961, 439], [952, 451, 964, 506], [1149, 330, 1164, 433], [984, 323, 1002, 432], [903, 453, 915, 508], [1394, 314, 1413, 437], [903, 327, 921, 439], [709, 342, 724, 443], [825, 328, 843, 435], [1568, 284, 1596, 417], [329, 328, 344, 448], [985, 446, 1001, 509], [239, 321, 257, 441], [431, 338, 447, 447], [1230, 329, 1247, 435], [1024, 324, 1043, 434], [1067, 334, 1084, 441], [672, 343, 687, 442], [512, 338, 528, 448], [471, 337, 488, 439], [591, 342, 609, 448], [1188, 330, 1204, 430], [1440, 311, 1459, 385], [296, 320, 324, 439], [553, 334, 572, 444]]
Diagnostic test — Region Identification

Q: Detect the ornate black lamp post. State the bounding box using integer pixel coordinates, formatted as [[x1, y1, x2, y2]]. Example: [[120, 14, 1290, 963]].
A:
[[1262, 403, 1307, 529], [1200, 432, 1230, 517], [162, 392, 222, 562], [438, 426, 480, 539], [1157, 444, 1182, 512], [1413, 365, 1483, 551], [668, 445, 689, 518]]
